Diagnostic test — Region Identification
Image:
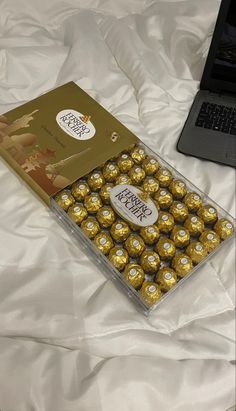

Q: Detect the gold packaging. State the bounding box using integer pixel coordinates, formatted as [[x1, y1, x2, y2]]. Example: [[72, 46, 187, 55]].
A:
[[94, 232, 114, 255], [171, 253, 193, 277], [55, 190, 75, 211], [155, 237, 176, 260], [108, 246, 129, 271], [169, 179, 187, 199], [155, 167, 173, 187], [130, 146, 146, 164], [103, 162, 120, 182], [110, 220, 130, 242], [154, 189, 173, 209], [183, 192, 202, 212], [139, 225, 160, 245], [214, 218, 234, 240], [197, 205, 218, 224], [67, 203, 88, 225], [155, 267, 177, 292], [156, 211, 175, 233], [184, 215, 204, 237], [169, 201, 188, 223], [170, 226, 190, 248], [87, 170, 105, 191], [142, 177, 159, 195], [122, 263, 145, 289], [84, 193, 103, 213], [139, 250, 160, 273], [99, 183, 114, 204], [128, 165, 146, 184], [142, 157, 159, 175], [71, 181, 90, 202], [139, 281, 161, 306], [117, 153, 134, 173], [81, 217, 100, 239], [186, 241, 208, 264], [96, 206, 116, 228], [125, 234, 145, 257], [199, 230, 221, 252]]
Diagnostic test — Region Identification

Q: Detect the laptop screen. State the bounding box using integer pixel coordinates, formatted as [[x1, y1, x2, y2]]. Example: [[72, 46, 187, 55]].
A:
[[201, 0, 236, 93], [211, 0, 236, 83]]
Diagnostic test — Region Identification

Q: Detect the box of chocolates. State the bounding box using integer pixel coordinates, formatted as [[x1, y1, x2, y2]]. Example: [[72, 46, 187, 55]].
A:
[[0, 82, 235, 314]]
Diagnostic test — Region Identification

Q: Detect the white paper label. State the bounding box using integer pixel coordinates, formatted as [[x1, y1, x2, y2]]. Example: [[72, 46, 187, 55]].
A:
[[164, 272, 172, 280], [56, 109, 95, 140], [148, 285, 156, 293], [130, 268, 137, 276], [116, 250, 123, 256], [110, 184, 158, 227]]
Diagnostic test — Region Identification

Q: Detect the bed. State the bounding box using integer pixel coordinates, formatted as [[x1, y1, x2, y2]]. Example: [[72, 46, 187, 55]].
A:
[[0, 0, 235, 410]]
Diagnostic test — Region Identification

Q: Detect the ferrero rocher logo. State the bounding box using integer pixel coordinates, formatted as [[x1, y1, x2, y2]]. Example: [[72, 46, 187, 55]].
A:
[[110, 184, 158, 227], [56, 109, 96, 140]]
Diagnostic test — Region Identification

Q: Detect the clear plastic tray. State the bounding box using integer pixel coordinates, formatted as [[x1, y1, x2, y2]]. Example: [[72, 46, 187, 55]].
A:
[[51, 142, 235, 316]]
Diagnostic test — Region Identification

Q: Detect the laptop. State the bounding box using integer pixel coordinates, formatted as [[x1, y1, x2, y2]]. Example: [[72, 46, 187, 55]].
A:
[[177, 0, 236, 167]]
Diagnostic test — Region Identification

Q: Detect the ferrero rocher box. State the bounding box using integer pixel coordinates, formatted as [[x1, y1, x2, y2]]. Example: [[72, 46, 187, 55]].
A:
[[0, 82, 235, 315]]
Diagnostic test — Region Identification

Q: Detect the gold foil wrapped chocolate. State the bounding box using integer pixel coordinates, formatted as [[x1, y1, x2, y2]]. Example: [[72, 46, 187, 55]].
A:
[[99, 183, 114, 204], [183, 192, 202, 212], [130, 146, 146, 164], [81, 217, 100, 239], [169, 179, 187, 199], [142, 177, 159, 195], [115, 174, 132, 185], [108, 246, 129, 271], [128, 166, 146, 185], [67, 203, 88, 225], [155, 237, 176, 260], [140, 225, 160, 245], [154, 189, 173, 209], [170, 226, 190, 248], [142, 157, 159, 175], [94, 232, 114, 255], [84, 193, 102, 213], [71, 181, 90, 201], [96, 206, 116, 228], [169, 201, 188, 223], [110, 220, 130, 242], [199, 230, 220, 252], [117, 153, 134, 173], [155, 168, 173, 187], [155, 267, 177, 292], [140, 250, 160, 273], [103, 162, 120, 182], [125, 234, 145, 257], [186, 241, 208, 264], [197, 205, 218, 224], [156, 211, 175, 233], [55, 190, 75, 211], [214, 218, 234, 240], [184, 215, 204, 237], [171, 253, 193, 277], [87, 170, 105, 191], [139, 281, 161, 306], [122, 263, 144, 289]]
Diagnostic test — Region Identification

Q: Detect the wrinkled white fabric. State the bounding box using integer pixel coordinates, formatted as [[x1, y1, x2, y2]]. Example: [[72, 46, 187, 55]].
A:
[[0, 0, 235, 410]]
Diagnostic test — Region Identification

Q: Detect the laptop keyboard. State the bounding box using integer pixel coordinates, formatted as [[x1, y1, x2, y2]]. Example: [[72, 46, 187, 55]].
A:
[[195, 102, 236, 135]]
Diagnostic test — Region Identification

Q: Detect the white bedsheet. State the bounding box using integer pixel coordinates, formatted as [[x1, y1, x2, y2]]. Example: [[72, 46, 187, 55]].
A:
[[0, 0, 235, 410]]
